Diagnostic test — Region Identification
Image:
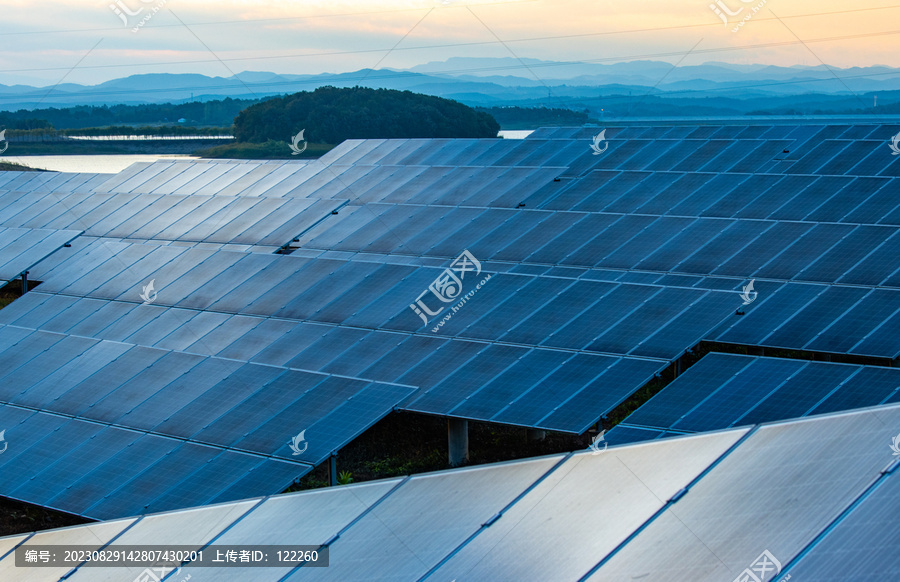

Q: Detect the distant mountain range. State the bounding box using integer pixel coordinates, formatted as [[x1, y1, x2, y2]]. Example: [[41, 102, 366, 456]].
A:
[[2, 57, 898, 115]]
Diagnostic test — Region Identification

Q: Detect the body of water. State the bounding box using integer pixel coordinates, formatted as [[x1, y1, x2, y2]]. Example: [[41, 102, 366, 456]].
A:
[[0, 154, 198, 173], [498, 130, 534, 139]]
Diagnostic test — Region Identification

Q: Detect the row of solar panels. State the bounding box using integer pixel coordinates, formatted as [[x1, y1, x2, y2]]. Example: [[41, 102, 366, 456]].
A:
[[324, 133, 900, 177], [94, 160, 318, 198], [0, 324, 414, 519], [3, 404, 897, 581], [0, 188, 345, 246], [0, 172, 109, 195], [1, 239, 685, 425], [530, 122, 898, 143], [711, 281, 900, 359], [296, 204, 900, 288], [541, 171, 898, 223], [39, 135, 892, 222], [91, 159, 567, 209], [25, 240, 741, 358], [606, 352, 900, 444]]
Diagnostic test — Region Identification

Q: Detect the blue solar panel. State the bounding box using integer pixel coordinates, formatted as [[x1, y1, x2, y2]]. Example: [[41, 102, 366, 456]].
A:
[[715, 283, 824, 346], [406, 344, 529, 415], [537, 357, 667, 433], [713, 222, 815, 277], [804, 289, 900, 354], [737, 362, 857, 425], [626, 353, 755, 430], [672, 357, 806, 432], [597, 172, 682, 214], [762, 286, 871, 350], [544, 283, 662, 351], [784, 463, 900, 581]]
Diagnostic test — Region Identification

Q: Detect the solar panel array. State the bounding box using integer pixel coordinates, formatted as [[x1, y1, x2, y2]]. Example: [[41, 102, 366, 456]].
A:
[[605, 352, 900, 445], [3, 404, 898, 581], [1, 122, 899, 520], [2, 238, 678, 433]]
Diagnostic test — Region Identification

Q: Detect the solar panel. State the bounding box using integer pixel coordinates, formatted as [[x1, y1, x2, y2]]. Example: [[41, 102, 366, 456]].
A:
[[430, 430, 746, 582], [0, 228, 81, 282], [592, 406, 900, 581], [632, 174, 713, 215], [784, 466, 900, 581], [761, 286, 871, 350], [537, 357, 668, 433]]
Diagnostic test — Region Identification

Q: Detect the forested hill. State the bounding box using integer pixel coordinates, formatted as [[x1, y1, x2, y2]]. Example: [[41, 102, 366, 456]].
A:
[[233, 86, 500, 143]]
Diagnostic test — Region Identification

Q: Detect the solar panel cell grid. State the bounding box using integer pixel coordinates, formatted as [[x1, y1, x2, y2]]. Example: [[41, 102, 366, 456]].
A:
[[598, 216, 695, 270], [546, 170, 627, 212], [450, 349, 572, 420], [85, 442, 222, 520], [712, 221, 814, 277], [626, 173, 703, 215], [152, 363, 285, 440], [538, 357, 666, 432], [847, 307, 900, 359], [0, 415, 92, 491], [715, 282, 824, 346], [560, 214, 657, 267], [235, 375, 370, 457], [544, 283, 662, 351], [762, 285, 871, 350], [753, 223, 855, 281], [523, 213, 617, 265], [588, 286, 707, 356], [672, 358, 806, 432], [625, 353, 755, 430], [0, 335, 96, 401], [407, 344, 532, 415], [636, 219, 731, 272]]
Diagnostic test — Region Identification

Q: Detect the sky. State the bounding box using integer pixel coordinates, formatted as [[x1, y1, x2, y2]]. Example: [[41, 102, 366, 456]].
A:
[[0, 0, 897, 88]]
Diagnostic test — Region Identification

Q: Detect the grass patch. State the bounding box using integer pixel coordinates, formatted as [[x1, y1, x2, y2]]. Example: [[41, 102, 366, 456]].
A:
[[195, 139, 334, 159], [0, 161, 43, 171], [0, 498, 89, 537], [287, 412, 590, 493]]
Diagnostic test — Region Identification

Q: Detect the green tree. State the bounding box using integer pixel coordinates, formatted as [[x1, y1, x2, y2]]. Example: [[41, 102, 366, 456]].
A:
[[233, 86, 499, 143]]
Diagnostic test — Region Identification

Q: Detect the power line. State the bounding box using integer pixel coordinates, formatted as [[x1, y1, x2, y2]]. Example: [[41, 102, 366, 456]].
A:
[[0, 0, 536, 37], [2, 4, 900, 76]]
